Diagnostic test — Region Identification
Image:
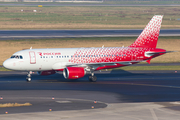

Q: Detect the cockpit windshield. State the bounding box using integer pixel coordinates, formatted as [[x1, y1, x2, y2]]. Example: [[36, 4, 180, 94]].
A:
[[10, 55, 23, 59]]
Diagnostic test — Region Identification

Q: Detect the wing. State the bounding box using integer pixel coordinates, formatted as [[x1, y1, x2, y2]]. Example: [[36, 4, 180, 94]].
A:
[[65, 61, 141, 70]]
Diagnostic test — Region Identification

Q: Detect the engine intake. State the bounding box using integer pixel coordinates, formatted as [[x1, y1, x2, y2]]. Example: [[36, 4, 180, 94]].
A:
[[63, 67, 85, 79]]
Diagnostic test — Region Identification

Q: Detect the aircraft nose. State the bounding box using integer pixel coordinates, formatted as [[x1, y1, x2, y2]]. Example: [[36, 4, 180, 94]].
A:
[[3, 59, 12, 70]]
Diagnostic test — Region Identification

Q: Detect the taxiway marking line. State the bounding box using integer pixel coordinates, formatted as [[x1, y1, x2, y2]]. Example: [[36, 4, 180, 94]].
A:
[[150, 108, 158, 120]]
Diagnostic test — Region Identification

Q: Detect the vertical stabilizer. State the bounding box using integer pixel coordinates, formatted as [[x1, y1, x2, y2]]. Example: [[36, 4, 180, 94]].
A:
[[129, 15, 163, 48]]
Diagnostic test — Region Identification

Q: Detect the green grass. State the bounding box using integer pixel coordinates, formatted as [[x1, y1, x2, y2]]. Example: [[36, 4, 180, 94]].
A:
[[0, 67, 11, 71], [1, 1, 180, 5], [115, 66, 180, 71], [0, 6, 180, 29], [103, 1, 180, 5]]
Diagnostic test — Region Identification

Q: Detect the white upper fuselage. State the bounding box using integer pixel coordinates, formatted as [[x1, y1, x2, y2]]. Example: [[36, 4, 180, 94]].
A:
[[4, 48, 79, 71], [3, 47, 164, 72]]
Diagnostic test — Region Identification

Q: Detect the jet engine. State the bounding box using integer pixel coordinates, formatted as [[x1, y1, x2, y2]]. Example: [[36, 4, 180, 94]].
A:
[[63, 67, 85, 79], [37, 70, 56, 76]]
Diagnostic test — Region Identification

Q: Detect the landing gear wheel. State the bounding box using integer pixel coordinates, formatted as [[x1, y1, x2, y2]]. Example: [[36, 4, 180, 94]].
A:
[[26, 77, 31, 82], [26, 71, 32, 82], [89, 76, 97, 82]]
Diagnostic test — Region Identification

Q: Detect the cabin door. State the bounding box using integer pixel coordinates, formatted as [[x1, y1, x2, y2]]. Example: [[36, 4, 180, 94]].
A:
[[29, 51, 36, 64]]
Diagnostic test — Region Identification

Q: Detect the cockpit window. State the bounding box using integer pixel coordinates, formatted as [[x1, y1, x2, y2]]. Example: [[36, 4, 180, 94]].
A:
[[10, 55, 23, 59]]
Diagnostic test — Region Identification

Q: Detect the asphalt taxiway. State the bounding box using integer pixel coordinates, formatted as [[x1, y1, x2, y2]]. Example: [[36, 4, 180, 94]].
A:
[[1, 70, 180, 119], [0, 29, 180, 40]]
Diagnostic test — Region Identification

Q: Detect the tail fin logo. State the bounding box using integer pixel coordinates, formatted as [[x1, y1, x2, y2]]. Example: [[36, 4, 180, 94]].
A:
[[130, 15, 163, 48]]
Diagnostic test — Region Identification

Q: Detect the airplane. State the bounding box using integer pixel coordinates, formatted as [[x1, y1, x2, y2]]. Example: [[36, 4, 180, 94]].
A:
[[3, 15, 172, 82]]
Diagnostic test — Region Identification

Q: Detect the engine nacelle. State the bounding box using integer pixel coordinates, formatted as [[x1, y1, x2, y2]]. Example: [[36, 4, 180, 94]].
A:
[[63, 67, 85, 79], [37, 70, 56, 76]]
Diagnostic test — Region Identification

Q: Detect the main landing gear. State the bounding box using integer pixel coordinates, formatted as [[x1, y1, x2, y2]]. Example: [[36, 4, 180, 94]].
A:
[[26, 71, 32, 82], [88, 72, 97, 82]]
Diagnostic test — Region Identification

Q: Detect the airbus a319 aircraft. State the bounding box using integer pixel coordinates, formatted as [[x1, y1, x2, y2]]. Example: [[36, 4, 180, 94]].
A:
[[3, 15, 172, 82]]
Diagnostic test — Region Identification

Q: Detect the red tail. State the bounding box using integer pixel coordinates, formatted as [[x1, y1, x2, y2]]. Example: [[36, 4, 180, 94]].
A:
[[129, 15, 163, 48]]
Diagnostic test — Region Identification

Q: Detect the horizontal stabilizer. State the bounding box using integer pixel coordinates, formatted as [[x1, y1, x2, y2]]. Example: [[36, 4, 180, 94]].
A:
[[146, 51, 176, 56]]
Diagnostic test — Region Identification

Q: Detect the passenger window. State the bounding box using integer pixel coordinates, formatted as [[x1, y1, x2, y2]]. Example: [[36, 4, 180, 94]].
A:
[[20, 56, 23, 59]]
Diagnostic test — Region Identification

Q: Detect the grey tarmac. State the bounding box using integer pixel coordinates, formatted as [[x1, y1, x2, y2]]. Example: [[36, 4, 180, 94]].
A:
[[0, 29, 179, 40], [1, 70, 180, 119]]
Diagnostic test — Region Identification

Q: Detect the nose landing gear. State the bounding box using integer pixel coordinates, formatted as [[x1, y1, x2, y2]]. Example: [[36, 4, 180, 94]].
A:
[[26, 71, 32, 82]]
